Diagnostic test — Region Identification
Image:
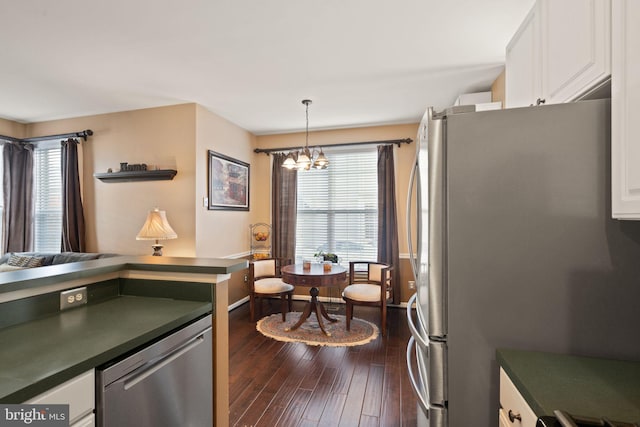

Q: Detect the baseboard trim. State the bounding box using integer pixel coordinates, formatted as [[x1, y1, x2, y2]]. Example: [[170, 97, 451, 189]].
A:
[[227, 295, 408, 312], [228, 296, 249, 311]]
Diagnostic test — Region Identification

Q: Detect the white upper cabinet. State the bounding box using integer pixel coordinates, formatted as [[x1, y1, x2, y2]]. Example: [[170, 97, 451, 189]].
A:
[[506, 4, 541, 108], [612, 0, 640, 219], [541, 0, 611, 103], [506, 0, 611, 108]]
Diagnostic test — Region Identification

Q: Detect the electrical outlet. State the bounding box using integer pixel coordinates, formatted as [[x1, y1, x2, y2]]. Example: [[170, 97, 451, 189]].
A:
[[408, 280, 416, 290], [60, 287, 88, 310], [244, 274, 248, 283]]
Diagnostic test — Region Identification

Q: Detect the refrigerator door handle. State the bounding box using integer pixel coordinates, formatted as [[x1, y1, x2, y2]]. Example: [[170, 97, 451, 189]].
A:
[[406, 335, 430, 416], [406, 153, 421, 283], [427, 108, 446, 338], [407, 292, 428, 350], [408, 293, 447, 406]]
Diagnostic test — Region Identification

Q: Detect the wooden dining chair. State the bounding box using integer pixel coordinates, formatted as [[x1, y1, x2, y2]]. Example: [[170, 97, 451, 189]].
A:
[[248, 257, 293, 322], [342, 261, 393, 336]]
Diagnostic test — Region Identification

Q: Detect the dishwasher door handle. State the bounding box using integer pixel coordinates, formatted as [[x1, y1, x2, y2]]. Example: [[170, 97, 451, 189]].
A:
[[122, 331, 209, 391]]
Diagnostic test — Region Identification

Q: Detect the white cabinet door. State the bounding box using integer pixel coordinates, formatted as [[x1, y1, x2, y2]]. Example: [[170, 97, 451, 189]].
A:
[[499, 368, 538, 427], [499, 408, 512, 427], [612, 0, 640, 219], [27, 370, 95, 426], [506, 4, 541, 108], [506, 0, 611, 108], [541, 0, 611, 103]]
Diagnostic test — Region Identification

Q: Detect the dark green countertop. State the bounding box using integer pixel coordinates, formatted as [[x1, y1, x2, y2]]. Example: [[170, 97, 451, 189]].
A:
[[497, 348, 640, 422], [0, 255, 245, 403], [0, 255, 248, 295], [0, 295, 211, 403]]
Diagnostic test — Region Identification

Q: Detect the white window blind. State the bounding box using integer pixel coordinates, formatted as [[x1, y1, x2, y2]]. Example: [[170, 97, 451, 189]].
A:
[[33, 141, 62, 253], [295, 147, 378, 265]]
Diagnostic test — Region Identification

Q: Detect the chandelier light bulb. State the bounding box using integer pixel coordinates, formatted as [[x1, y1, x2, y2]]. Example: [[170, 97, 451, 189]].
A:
[[282, 99, 329, 171]]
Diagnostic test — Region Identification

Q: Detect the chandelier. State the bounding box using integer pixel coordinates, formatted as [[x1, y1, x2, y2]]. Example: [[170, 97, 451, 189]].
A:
[[282, 99, 329, 171]]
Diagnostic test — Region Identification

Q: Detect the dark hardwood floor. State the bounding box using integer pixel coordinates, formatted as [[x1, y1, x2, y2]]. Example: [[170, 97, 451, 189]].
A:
[[229, 299, 418, 427]]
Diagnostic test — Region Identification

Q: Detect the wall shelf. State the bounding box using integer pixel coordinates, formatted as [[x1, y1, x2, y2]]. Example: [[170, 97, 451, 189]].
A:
[[94, 169, 177, 183]]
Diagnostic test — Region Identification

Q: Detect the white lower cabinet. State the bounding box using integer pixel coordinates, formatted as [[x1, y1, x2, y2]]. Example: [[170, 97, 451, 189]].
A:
[[26, 370, 95, 427], [499, 368, 537, 427]]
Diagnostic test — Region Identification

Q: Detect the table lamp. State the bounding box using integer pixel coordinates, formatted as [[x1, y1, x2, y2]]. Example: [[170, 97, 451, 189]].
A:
[[136, 208, 177, 256]]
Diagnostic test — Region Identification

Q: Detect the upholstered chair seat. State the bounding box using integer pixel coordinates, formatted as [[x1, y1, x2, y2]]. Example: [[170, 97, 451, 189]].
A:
[[254, 278, 294, 294], [342, 261, 393, 336], [342, 284, 381, 302], [248, 258, 293, 322]]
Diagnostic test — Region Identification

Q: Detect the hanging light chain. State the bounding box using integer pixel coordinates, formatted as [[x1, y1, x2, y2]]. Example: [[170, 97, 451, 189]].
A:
[[282, 99, 328, 170], [303, 99, 311, 149]]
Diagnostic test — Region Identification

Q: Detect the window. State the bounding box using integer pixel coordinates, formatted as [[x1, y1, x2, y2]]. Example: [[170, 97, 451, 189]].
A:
[[33, 140, 62, 252], [0, 140, 62, 253], [295, 147, 378, 265]]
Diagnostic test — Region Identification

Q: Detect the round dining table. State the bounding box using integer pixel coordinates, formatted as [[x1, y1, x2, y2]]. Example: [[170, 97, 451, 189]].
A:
[[280, 263, 347, 336]]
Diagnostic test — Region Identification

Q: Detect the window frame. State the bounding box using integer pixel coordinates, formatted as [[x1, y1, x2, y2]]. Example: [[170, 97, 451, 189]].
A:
[[33, 139, 63, 253], [294, 145, 378, 265]]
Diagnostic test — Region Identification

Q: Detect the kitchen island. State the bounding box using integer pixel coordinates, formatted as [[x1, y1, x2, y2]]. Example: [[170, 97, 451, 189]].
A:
[[0, 255, 247, 427]]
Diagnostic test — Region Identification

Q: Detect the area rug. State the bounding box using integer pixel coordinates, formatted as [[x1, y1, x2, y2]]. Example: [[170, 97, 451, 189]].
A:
[[256, 312, 379, 347]]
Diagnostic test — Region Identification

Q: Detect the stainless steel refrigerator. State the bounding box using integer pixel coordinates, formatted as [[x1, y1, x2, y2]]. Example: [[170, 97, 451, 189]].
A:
[[405, 99, 640, 427]]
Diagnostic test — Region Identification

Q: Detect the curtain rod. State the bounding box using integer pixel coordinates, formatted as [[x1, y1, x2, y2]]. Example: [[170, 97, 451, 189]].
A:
[[254, 137, 413, 155], [0, 129, 93, 144]]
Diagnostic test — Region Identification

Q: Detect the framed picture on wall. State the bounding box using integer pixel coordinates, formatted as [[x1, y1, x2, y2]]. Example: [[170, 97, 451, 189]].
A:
[[207, 150, 250, 211]]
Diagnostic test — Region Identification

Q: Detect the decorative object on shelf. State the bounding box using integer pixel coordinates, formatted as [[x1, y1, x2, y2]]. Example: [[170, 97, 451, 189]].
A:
[[282, 99, 329, 171], [208, 150, 249, 211], [94, 169, 177, 182], [119, 162, 148, 171], [250, 223, 271, 260], [136, 207, 178, 256]]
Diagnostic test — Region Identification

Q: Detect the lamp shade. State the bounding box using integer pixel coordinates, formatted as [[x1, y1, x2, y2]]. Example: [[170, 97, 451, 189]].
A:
[[136, 208, 177, 241]]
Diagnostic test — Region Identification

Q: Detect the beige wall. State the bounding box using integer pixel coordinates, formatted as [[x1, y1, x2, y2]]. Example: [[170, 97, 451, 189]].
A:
[[6, 107, 419, 303], [255, 123, 418, 255], [0, 118, 26, 138], [254, 123, 419, 303], [194, 105, 259, 258], [492, 68, 506, 107], [27, 104, 198, 256]]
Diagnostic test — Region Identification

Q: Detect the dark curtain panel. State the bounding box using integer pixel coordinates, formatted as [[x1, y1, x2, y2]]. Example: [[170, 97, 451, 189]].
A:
[[377, 145, 401, 304], [2, 142, 35, 253], [271, 153, 297, 261], [61, 138, 86, 252]]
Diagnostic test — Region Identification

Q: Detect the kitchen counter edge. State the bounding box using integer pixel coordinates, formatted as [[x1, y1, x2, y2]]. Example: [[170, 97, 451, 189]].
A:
[[0, 255, 249, 295]]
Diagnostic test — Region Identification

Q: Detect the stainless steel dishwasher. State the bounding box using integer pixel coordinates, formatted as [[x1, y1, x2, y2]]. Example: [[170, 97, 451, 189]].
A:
[[96, 315, 212, 427]]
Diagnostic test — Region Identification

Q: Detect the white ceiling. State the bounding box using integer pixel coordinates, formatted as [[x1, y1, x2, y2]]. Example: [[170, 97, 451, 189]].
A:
[[0, 0, 534, 135]]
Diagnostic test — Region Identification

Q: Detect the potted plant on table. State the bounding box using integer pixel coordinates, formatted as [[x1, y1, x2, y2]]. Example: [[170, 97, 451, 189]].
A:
[[314, 251, 339, 263]]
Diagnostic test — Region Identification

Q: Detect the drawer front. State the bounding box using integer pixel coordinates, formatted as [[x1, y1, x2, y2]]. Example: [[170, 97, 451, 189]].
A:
[[499, 368, 537, 427], [27, 370, 95, 424]]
